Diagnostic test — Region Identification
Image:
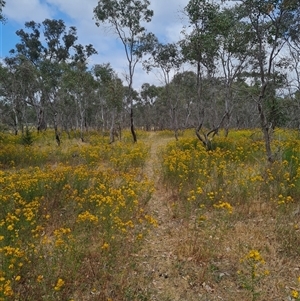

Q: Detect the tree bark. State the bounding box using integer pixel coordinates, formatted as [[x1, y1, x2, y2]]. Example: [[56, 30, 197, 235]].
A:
[[130, 107, 137, 143]]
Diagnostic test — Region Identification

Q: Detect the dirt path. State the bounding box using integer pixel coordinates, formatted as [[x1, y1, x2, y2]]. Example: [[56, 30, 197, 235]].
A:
[[137, 133, 200, 301], [135, 132, 298, 301]]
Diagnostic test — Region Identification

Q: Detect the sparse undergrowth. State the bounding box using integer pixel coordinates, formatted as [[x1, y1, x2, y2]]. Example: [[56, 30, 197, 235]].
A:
[[1, 128, 300, 301], [0, 130, 155, 301], [161, 128, 300, 300]]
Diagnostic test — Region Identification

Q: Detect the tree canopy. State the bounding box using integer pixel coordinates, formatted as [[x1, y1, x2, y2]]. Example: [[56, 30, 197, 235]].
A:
[[1, 0, 300, 159]]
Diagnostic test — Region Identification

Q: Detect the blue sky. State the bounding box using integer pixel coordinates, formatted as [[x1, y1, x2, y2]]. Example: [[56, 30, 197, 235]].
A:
[[1, 1, 68, 56], [0, 0, 189, 89]]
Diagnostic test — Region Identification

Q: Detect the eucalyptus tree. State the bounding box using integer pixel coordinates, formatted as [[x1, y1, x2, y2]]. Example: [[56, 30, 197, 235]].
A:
[[94, 63, 124, 142], [286, 4, 300, 127], [137, 83, 160, 130], [288, 41, 300, 90], [236, 0, 300, 162], [144, 42, 182, 139], [0, 0, 5, 23], [122, 85, 140, 130], [215, 5, 254, 136], [94, 0, 155, 142], [181, 0, 222, 149], [0, 63, 22, 133], [8, 19, 96, 142], [60, 62, 97, 142], [223, 76, 259, 128], [94, 63, 114, 132], [1, 55, 39, 134], [287, 45, 300, 127], [0, 61, 21, 133], [170, 71, 198, 129]]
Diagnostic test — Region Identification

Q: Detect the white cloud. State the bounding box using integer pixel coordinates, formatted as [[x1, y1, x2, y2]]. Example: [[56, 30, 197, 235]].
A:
[[46, 0, 97, 21], [148, 0, 188, 41], [3, 0, 190, 89], [5, 0, 54, 23]]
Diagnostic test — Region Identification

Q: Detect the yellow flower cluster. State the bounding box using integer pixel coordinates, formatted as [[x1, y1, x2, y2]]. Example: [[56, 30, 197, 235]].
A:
[[53, 227, 72, 248], [162, 130, 300, 216], [77, 211, 99, 224], [292, 290, 299, 299], [277, 194, 294, 205], [290, 276, 300, 300], [54, 278, 65, 291], [239, 249, 269, 280], [213, 201, 233, 214], [0, 131, 155, 300], [242, 249, 265, 263]]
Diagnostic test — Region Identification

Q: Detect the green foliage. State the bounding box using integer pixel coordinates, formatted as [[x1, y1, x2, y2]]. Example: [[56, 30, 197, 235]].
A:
[[0, 0, 5, 23], [181, 0, 220, 70], [0, 130, 155, 300], [20, 128, 34, 146], [94, 0, 154, 59], [162, 129, 300, 214], [94, 0, 153, 28], [238, 250, 269, 301], [144, 42, 181, 74], [94, 0, 155, 143]]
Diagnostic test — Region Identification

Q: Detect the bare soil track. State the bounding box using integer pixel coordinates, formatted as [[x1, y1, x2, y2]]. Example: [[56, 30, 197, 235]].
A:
[[136, 133, 205, 301], [134, 132, 300, 301]]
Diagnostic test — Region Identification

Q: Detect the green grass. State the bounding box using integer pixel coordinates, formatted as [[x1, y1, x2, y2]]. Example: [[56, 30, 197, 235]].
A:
[[1, 128, 300, 300]]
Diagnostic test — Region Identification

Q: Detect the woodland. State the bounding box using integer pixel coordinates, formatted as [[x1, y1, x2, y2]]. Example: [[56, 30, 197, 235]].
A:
[[1, 1, 300, 300], [0, 0, 300, 159]]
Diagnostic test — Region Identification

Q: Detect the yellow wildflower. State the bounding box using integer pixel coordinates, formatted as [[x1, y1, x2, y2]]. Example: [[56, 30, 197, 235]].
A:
[[246, 249, 264, 262], [101, 242, 109, 250], [4, 280, 13, 296], [7, 225, 14, 231], [36, 275, 44, 283], [54, 278, 65, 291], [291, 290, 299, 299], [15, 276, 21, 281]]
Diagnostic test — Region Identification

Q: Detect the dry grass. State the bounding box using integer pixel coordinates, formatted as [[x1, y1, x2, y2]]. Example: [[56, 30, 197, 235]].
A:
[[1, 128, 300, 300], [144, 129, 300, 301]]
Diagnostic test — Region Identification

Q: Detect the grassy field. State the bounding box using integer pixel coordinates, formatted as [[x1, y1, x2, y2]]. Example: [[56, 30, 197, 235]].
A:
[[0, 130, 155, 300], [0, 128, 300, 300], [160, 128, 300, 301]]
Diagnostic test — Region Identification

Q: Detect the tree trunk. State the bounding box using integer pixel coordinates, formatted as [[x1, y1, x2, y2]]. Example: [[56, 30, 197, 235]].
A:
[[37, 107, 47, 133], [130, 107, 137, 143], [171, 106, 178, 141], [224, 83, 232, 138], [12, 107, 19, 135], [109, 111, 116, 144], [53, 112, 61, 146], [258, 102, 273, 162], [257, 77, 274, 162]]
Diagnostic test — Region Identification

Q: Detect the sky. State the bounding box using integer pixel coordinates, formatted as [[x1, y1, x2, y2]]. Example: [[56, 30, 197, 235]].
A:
[[0, 0, 190, 90]]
